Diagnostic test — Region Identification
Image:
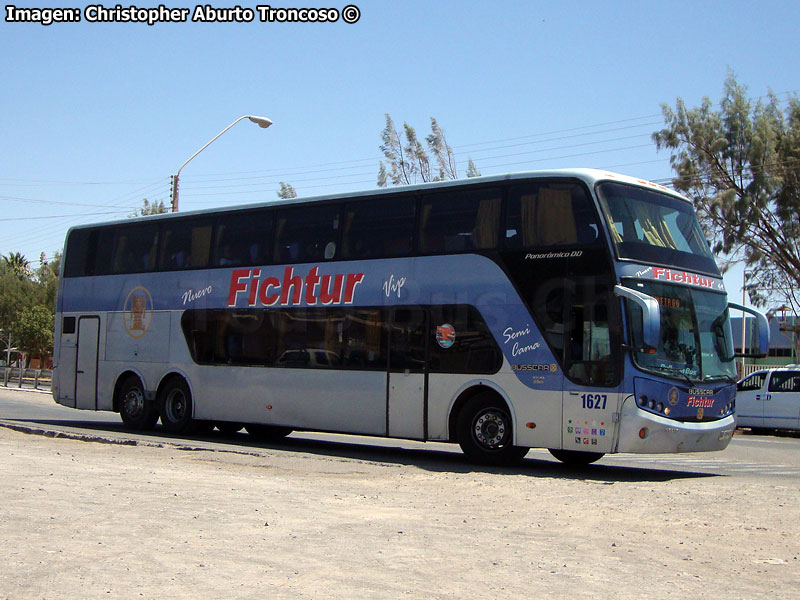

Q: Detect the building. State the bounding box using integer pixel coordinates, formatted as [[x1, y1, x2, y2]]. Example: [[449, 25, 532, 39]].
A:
[[731, 315, 798, 376]]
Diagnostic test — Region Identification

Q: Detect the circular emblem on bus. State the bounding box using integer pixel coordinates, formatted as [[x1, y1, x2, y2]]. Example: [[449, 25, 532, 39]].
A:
[[436, 324, 455, 349], [123, 286, 153, 339], [668, 387, 680, 406]]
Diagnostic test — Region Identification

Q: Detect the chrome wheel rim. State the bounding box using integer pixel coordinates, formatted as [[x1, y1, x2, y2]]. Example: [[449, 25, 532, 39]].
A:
[[473, 409, 509, 450]]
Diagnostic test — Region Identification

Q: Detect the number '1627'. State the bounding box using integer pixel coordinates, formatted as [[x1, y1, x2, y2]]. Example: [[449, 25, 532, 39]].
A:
[[581, 393, 607, 410]]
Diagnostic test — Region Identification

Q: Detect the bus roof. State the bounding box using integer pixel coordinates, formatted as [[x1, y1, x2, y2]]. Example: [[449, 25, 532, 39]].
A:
[[67, 168, 686, 232]]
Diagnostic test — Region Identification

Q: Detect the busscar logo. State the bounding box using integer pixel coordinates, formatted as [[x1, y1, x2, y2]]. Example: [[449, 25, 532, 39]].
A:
[[123, 286, 153, 338], [511, 363, 558, 373]]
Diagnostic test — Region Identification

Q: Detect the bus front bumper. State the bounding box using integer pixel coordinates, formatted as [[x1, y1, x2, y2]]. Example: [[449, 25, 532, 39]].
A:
[[616, 396, 735, 454]]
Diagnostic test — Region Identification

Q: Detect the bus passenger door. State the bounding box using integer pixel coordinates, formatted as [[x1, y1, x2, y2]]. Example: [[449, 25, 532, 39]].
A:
[[386, 308, 427, 440], [75, 316, 100, 410], [561, 284, 623, 453]]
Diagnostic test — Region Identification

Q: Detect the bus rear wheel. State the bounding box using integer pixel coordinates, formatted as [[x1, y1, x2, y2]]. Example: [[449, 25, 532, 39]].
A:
[[548, 449, 604, 466], [118, 375, 158, 431], [456, 393, 528, 466], [159, 377, 195, 435]]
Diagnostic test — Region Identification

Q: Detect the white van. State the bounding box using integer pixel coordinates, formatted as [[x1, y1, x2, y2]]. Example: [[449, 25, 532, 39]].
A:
[[736, 368, 800, 431]]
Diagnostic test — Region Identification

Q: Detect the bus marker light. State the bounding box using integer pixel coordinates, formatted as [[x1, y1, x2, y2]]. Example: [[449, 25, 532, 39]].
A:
[[639, 427, 649, 439], [526, 422, 536, 429], [266, 405, 273, 410]]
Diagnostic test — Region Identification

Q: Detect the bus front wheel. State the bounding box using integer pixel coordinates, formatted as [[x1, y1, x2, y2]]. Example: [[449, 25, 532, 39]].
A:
[[159, 377, 195, 435], [456, 393, 529, 466], [118, 375, 158, 431]]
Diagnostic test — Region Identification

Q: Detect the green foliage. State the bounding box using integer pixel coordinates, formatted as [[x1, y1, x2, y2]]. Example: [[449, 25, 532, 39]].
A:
[[466, 158, 481, 178], [0, 250, 60, 362], [378, 114, 476, 187], [2, 251, 32, 279], [130, 198, 167, 218], [277, 182, 298, 199], [13, 305, 53, 360], [653, 73, 800, 316]]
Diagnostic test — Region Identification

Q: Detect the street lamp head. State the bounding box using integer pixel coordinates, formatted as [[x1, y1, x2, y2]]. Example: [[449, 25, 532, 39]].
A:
[[172, 114, 273, 213], [248, 115, 273, 129]]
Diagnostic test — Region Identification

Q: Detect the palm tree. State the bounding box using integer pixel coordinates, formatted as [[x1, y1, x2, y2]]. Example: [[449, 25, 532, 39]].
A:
[[2, 252, 31, 279]]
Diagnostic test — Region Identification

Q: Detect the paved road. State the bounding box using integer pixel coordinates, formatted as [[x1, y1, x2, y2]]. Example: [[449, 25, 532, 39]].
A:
[[2, 386, 800, 481]]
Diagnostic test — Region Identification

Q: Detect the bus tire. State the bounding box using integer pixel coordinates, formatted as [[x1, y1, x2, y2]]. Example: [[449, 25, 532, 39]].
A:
[[118, 375, 159, 431], [548, 449, 604, 466], [245, 424, 293, 441], [456, 393, 528, 466], [158, 376, 195, 435]]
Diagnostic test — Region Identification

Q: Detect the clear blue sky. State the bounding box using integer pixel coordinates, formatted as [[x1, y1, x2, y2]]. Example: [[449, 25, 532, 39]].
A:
[[2, 0, 798, 305]]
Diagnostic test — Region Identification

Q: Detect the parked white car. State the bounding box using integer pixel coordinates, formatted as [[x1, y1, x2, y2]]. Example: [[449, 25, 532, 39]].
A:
[[736, 368, 800, 431]]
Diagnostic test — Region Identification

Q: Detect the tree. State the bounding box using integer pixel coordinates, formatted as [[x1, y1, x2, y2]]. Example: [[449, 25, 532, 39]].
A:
[[466, 158, 481, 178], [130, 198, 167, 217], [2, 252, 32, 280], [0, 263, 30, 332], [14, 305, 53, 364], [653, 74, 800, 327], [377, 114, 478, 187], [0, 250, 61, 364], [35, 251, 61, 312], [277, 182, 297, 199]]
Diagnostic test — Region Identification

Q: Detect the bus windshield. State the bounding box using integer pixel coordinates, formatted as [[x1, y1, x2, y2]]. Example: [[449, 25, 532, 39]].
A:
[[624, 280, 737, 383], [597, 182, 718, 275]]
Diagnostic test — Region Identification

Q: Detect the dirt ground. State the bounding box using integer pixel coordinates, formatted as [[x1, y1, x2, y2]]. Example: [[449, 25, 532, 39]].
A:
[[0, 423, 798, 599]]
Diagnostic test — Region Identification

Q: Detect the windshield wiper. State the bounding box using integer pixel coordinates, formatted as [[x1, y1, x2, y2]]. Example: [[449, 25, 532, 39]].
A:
[[703, 374, 738, 385], [655, 365, 698, 385]]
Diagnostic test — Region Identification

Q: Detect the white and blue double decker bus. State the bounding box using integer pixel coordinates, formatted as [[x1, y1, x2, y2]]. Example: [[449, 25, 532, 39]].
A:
[[52, 169, 769, 465]]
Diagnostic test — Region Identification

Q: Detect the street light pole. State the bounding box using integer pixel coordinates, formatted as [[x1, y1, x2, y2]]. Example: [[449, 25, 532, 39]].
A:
[[741, 269, 751, 375], [170, 115, 273, 212]]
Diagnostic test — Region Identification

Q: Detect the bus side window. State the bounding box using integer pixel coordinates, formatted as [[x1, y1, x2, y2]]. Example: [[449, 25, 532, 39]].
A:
[[340, 309, 387, 369], [505, 183, 598, 249], [160, 219, 212, 271], [388, 308, 427, 373], [342, 196, 415, 259], [213, 211, 272, 267], [112, 224, 159, 274], [274, 205, 340, 264], [419, 188, 500, 254], [428, 305, 502, 374]]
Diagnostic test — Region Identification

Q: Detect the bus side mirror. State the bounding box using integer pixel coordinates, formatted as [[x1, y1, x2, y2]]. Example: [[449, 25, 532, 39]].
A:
[[614, 285, 661, 352], [728, 302, 770, 358]]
